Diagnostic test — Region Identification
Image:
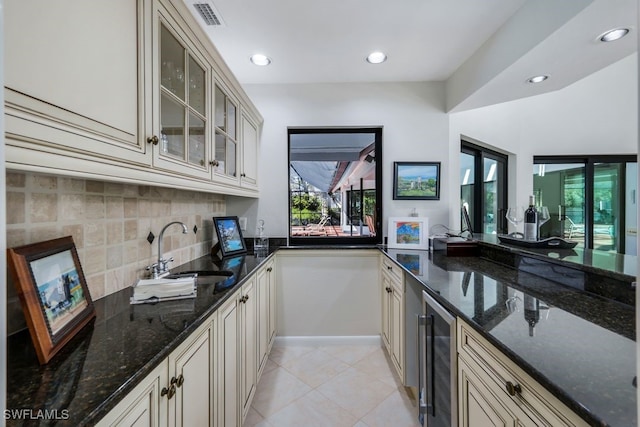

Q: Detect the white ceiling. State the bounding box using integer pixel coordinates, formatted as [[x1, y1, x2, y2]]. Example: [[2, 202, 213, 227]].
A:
[[186, 0, 638, 112]]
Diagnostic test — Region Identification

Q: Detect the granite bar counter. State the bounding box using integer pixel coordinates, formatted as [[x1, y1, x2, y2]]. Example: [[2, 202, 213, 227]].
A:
[[383, 243, 637, 427], [6, 252, 273, 426], [6, 242, 637, 426]]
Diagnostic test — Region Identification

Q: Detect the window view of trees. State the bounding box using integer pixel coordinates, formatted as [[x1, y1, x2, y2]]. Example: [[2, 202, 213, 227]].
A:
[[288, 128, 381, 244], [533, 158, 637, 255], [290, 172, 337, 226]]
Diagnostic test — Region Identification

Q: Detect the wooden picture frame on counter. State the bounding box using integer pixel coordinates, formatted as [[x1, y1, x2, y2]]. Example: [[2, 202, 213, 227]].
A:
[[7, 236, 96, 364], [393, 161, 441, 200], [387, 217, 429, 250], [212, 216, 248, 258]]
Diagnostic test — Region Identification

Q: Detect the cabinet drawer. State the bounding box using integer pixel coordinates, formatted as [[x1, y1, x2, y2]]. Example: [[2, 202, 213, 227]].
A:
[[457, 320, 588, 427], [381, 256, 404, 287]]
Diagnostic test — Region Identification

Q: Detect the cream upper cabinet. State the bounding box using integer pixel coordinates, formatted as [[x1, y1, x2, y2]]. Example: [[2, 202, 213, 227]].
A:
[[240, 111, 259, 190], [5, 0, 262, 197], [148, 5, 212, 180], [4, 0, 150, 167], [212, 83, 240, 185]]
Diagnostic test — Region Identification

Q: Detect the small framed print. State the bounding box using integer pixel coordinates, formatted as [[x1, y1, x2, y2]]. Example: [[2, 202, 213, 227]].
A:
[[7, 236, 95, 364], [387, 217, 429, 250], [393, 162, 441, 200], [213, 216, 248, 258]]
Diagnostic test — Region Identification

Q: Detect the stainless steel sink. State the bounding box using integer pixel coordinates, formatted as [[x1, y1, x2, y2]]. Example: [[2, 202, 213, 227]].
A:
[[166, 270, 232, 279]]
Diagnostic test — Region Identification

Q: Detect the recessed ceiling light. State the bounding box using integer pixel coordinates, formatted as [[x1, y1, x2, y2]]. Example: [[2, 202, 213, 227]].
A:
[[599, 28, 630, 42], [366, 51, 387, 64], [250, 54, 271, 66], [527, 75, 549, 84]]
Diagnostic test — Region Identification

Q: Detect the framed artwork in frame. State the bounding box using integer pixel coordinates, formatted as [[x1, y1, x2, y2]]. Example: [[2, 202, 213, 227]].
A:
[[7, 236, 96, 364], [387, 217, 429, 250], [213, 216, 248, 258], [393, 161, 441, 200]]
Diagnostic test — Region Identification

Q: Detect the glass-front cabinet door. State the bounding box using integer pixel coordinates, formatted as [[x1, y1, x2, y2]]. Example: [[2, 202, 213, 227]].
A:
[[152, 15, 210, 180], [213, 84, 239, 183]]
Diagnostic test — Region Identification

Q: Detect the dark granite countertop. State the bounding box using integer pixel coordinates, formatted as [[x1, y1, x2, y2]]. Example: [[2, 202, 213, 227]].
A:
[[383, 246, 637, 427], [6, 242, 637, 427], [475, 233, 637, 281], [6, 252, 273, 426]]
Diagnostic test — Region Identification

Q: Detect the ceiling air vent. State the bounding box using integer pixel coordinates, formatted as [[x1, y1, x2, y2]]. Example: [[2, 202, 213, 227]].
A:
[[191, 1, 225, 26]]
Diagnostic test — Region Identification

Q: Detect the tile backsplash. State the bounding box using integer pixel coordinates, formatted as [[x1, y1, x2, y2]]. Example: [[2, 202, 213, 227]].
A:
[[6, 171, 225, 334]]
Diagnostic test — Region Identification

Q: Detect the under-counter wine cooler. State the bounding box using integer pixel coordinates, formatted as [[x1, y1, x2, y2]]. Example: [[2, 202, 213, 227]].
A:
[[418, 290, 457, 427]]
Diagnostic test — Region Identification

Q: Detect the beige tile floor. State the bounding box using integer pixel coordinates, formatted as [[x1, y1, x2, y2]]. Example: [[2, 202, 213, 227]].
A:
[[244, 344, 421, 427]]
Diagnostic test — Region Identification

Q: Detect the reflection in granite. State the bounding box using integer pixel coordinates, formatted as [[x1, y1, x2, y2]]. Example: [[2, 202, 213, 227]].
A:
[[388, 249, 636, 427], [7, 243, 637, 427], [7, 252, 272, 426], [479, 240, 635, 306]]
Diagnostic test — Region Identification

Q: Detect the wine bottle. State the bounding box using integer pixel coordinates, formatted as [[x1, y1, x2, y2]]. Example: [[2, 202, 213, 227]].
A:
[[524, 294, 540, 337], [523, 195, 538, 241]]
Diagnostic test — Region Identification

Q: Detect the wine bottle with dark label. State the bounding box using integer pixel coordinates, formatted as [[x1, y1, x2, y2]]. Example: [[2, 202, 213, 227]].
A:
[[524, 195, 538, 241]]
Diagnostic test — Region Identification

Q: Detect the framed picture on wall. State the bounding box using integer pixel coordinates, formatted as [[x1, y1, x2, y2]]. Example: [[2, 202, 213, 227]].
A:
[[387, 217, 429, 250], [7, 236, 96, 364], [393, 161, 441, 200]]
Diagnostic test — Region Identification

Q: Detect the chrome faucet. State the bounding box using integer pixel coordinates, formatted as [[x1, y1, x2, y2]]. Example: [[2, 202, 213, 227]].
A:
[[147, 221, 188, 278]]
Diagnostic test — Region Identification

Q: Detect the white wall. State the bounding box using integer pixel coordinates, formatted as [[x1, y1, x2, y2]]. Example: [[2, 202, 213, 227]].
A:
[[448, 53, 638, 228], [227, 82, 450, 239], [229, 54, 637, 240], [276, 250, 380, 337]]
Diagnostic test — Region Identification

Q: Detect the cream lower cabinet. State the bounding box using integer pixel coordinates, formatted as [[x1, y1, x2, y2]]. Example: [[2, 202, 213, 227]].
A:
[[218, 293, 239, 427], [97, 319, 214, 427], [168, 318, 216, 427], [457, 320, 589, 427], [217, 275, 263, 427], [239, 278, 257, 422], [256, 259, 276, 378], [92, 259, 275, 427], [380, 255, 404, 381]]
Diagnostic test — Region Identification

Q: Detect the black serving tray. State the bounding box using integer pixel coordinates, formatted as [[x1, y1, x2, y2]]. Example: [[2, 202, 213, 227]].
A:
[[497, 235, 578, 249]]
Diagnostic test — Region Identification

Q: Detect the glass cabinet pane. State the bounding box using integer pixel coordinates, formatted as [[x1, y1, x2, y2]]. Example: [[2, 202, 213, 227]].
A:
[[227, 101, 236, 139], [214, 86, 226, 130], [161, 93, 185, 158], [214, 132, 237, 177], [215, 131, 226, 172], [160, 24, 185, 100], [226, 138, 236, 176], [213, 84, 238, 178], [188, 56, 205, 115], [188, 113, 205, 166]]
